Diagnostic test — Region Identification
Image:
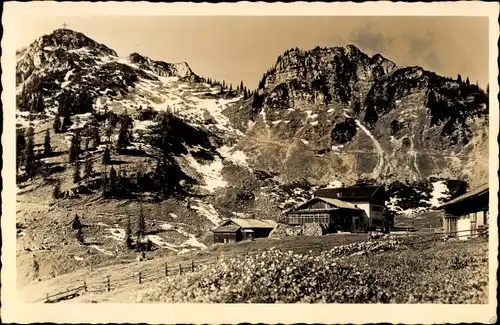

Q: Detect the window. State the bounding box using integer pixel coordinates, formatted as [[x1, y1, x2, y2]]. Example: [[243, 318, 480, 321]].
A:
[[471, 212, 477, 222]]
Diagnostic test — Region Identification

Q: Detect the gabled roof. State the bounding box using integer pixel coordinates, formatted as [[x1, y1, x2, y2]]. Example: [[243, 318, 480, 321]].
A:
[[314, 185, 384, 201], [291, 196, 361, 212], [439, 183, 489, 208], [220, 218, 277, 229], [213, 225, 241, 233]]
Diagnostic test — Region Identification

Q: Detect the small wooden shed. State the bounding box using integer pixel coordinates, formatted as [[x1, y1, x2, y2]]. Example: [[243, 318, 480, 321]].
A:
[[213, 225, 243, 244]]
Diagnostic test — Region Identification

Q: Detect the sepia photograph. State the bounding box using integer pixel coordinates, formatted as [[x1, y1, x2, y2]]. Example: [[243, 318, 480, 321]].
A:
[[1, 1, 498, 324]]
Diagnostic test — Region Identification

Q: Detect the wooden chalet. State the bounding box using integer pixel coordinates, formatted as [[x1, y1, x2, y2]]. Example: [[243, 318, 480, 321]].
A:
[[314, 185, 391, 230], [213, 218, 277, 244], [287, 197, 364, 232], [439, 184, 489, 239]]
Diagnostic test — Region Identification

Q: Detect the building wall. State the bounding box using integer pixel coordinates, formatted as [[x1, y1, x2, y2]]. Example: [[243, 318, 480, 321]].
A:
[[350, 202, 371, 226], [457, 217, 471, 240], [213, 231, 242, 243], [288, 213, 330, 225]]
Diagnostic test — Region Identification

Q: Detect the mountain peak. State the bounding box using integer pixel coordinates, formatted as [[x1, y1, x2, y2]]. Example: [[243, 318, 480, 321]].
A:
[[36, 28, 117, 56], [128, 52, 196, 81]]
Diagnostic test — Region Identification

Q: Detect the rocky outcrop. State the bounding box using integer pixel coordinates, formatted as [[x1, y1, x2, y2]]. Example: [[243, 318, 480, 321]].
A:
[[269, 223, 327, 238], [229, 44, 488, 186], [128, 52, 198, 81]]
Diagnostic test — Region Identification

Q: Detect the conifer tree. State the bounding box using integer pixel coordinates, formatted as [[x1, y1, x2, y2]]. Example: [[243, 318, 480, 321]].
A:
[[102, 146, 111, 165], [466, 77, 470, 85], [109, 166, 117, 182], [137, 201, 145, 237], [72, 213, 82, 230], [76, 228, 85, 245], [84, 157, 93, 179], [69, 135, 79, 163], [73, 158, 81, 183], [62, 115, 72, 132], [24, 135, 36, 177], [53, 182, 61, 199], [37, 93, 45, 113], [240, 81, 244, 92], [124, 215, 133, 249], [457, 74, 463, 83], [53, 114, 61, 133], [117, 123, 130, 153], [44, 130, 52, 156]]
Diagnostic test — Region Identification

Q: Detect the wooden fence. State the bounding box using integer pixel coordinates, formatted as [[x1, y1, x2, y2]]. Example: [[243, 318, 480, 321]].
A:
[[32, 227, 488, 303]]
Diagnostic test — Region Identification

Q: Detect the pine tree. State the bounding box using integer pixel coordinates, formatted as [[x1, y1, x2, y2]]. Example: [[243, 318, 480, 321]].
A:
[[102, 146, 111, 165], [466, 77, 470, 85], [76, 228, 85, 245], [457, 74, 463, 83], [72, 213, 82, 230], [109, 166, 117, 182], [62, 115, 72, 132], [53, 182, 61, 199], [137, 202, 145, 237], [124, 215, 133, 249], [36, 93, 45, 113], [43, 130, 52, 156], [69, 135, 79, 163], [116, 123, 130, 153], [53, 114, 61, 133], [24, 135, 36, 177], [84, 157, 93, 179], [73, 159, 81, 183]]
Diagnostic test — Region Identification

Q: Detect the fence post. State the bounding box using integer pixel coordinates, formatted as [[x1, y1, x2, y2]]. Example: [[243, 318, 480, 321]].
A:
[[165, 263, 168, 277], [107, 277, 110, 292], [179, 264, 182, 275], [46, 293, 49, 303], [83, 279, 87, 292], [139, 271, 142, 284], [191, 260, 194, 272]]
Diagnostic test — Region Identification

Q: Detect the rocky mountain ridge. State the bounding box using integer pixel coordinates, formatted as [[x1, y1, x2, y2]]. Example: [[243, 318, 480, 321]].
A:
[[226, 45, 488, 187]]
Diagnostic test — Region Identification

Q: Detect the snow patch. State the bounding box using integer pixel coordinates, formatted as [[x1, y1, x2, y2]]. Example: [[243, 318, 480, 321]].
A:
[[310, 121, 319, 126], [90, 245, 114, 256], [191, 199, 221, 225], [184, 154, 227, 192], [301, 139, 309, 145], [217, 146, 249, 168], [61, 69, 74, 88]]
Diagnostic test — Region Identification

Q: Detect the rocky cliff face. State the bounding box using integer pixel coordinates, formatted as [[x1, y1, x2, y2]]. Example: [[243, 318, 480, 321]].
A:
[[226, 45, 488, 188]]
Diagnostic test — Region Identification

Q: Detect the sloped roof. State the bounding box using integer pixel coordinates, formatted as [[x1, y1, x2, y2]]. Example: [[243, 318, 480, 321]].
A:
[[439, 183, 489, 208], [213, 225, 241, 233], [314, 185, 383, 201], [221, 218, 277, 229], [291, 196, 361, 212], [318, 197, 361, 209]]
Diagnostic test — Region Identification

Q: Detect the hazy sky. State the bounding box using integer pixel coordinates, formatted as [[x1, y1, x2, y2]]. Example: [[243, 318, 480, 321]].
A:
[[16, 16, 489, 89]]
